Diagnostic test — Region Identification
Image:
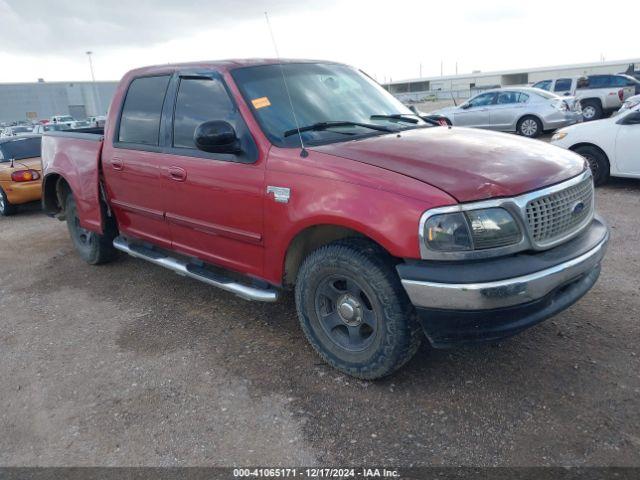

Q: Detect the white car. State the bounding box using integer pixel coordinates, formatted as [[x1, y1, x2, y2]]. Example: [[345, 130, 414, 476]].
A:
[[550, 105, 640, 185]]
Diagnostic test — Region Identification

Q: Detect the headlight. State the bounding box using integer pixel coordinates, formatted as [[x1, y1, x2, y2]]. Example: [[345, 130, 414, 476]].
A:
[[551, 131, 568, 141], [423, 208, 522, 252]]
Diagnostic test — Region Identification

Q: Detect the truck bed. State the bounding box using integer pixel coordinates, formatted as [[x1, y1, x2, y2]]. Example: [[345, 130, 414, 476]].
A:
[[41, 129, 106, 233]]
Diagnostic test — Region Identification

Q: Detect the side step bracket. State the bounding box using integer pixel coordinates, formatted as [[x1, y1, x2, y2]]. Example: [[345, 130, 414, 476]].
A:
[[113, 236, 278, 302]]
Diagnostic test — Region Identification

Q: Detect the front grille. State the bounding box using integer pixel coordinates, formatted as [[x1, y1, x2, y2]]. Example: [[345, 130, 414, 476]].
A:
[[525, 177, 593, 245]]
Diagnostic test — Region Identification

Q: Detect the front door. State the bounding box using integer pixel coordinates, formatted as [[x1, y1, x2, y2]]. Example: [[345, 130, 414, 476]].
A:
[[615, 112, 640, 175], [102, 75, 173, 248], [454, 92, 496, 128], [159, 72, 266, 279]]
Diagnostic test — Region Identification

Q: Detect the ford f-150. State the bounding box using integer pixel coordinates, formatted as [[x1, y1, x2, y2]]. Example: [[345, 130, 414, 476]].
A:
[[41, 59, 609, 379]]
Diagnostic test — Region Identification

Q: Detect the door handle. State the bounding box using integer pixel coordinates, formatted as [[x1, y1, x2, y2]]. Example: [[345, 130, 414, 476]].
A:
[[111, 158, 124, 171], [168, 166, 187, 182]]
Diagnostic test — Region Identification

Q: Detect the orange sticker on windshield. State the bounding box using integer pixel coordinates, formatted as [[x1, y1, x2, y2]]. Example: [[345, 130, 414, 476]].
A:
[[251, 97, 271, 109]]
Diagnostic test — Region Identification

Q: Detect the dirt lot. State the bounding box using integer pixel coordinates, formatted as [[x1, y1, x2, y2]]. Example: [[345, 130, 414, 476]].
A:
[[1, 178, 639, 467]]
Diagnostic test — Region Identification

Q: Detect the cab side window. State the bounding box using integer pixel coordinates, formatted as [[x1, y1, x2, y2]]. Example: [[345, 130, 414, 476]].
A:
[[118, 75, 170, 146], [173, 78, 235, 149]]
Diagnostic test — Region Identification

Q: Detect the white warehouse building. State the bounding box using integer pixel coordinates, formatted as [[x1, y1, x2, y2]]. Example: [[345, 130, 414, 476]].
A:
[[385, 58, 640, 102]]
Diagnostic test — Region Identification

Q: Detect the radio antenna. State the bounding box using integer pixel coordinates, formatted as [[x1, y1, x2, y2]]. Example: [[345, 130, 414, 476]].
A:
[[264, 11, 308, 157]]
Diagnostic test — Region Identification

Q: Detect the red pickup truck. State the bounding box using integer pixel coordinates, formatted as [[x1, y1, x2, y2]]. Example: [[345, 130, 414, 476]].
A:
[[41, 59, 609, 379]]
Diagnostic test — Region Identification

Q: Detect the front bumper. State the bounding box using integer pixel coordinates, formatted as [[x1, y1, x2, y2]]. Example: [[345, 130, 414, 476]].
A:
[[398, 217, 608, 347]]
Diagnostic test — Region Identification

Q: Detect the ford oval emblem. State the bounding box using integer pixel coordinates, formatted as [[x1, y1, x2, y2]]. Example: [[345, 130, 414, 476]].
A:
[[572, 201, 585, 215]]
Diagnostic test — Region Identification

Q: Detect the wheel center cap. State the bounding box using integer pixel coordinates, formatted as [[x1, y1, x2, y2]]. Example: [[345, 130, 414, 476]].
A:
[[337, 295, 362, 326]]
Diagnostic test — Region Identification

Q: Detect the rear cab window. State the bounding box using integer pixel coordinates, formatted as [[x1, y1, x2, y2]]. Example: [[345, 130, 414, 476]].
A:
[[117, 75, 171, 146]]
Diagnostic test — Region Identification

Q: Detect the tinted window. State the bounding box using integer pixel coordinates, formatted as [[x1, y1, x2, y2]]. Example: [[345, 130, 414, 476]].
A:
[[587, 75, 612, 89], [468, 92, 496, 107], [518, 93, 530, 103], [533, 80, 551, 91], [610, 76, 630, 87], [118, 76, 170, 145], [173, 78, 235, 149], [496, 92, 519, 104], [554, 79, 572, 91], [0, 137, 41, 162]]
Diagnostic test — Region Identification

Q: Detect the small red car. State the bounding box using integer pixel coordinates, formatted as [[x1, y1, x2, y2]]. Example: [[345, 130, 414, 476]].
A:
[[41, 59, 608, 379]]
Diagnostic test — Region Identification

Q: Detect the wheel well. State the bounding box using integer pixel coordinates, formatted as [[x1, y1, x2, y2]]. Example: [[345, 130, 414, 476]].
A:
[[283, 225, 385, 287], [42, 174, 71, 217], [580, 97, 602, 108], [517, 114, 542, 126], [569, 142, 609, 160]]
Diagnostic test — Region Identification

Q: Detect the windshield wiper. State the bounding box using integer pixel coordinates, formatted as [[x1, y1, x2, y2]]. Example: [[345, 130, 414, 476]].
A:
[[372, 113, 442, 127], [370, 114, 419, 124], [283, 121, 395, 138]]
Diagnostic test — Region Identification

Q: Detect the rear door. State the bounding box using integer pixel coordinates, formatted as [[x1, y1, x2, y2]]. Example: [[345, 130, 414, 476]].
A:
[[490, 91, 527, 130], [156, 71, 266, 278], [102, 75, 173, 248], [454, 92, 496, 127]]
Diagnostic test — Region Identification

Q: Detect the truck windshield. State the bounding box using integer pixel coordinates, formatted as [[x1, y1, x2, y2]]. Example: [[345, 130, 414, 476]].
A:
[[0, 137, 42, 161], [232, 63, 428, 147]]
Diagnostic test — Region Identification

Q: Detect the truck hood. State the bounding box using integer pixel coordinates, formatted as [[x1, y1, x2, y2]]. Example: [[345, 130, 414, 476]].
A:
[[311, 127, 585, 202]]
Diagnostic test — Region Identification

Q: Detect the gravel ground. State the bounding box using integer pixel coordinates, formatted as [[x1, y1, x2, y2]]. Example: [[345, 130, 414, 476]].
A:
[[0, 177, 639, 467]]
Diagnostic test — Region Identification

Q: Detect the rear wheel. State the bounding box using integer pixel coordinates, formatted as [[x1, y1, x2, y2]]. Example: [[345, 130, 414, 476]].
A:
[[295, 238, 423, 379], [574, 145, 610, 186], [581, 100, 603, 121], [517, 115, 542, 138], [65, 193, 118, 264], [0, 187, 17, 216]]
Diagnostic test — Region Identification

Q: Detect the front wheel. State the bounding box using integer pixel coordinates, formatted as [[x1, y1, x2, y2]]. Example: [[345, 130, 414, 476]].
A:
[[295, 238, 423, 379], [574, 145, 610, 186], [517, 116, 542, 138], [0, 187, 17, 216], [65, 193, 118, 264]]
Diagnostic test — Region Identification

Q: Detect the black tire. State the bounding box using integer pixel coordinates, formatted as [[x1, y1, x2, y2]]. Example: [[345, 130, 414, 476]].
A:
[[574, 145, 610, 186], [65, 193, 118, 264], [581, 100, 603, 121], [295, 238, 423, 379], [517, 115, 543, 138], [0, 187, 17, 216]]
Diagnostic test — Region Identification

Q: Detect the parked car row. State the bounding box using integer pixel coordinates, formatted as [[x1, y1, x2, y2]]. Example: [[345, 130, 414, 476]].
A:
[[1, 114, 107, 137]]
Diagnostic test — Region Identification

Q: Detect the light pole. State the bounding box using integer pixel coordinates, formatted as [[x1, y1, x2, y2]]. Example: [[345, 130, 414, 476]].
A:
[[86, 51, 101, 116]]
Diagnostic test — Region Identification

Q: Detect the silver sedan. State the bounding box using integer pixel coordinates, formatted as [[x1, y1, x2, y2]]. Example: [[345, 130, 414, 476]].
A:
[[430, 87, 582, 138]]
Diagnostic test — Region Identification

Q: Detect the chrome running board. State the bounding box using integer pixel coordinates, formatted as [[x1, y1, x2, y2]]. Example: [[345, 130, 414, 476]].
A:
[[113, 236, 278, 302]]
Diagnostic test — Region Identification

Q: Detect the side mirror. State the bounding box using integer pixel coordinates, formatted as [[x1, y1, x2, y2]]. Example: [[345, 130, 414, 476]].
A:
[[461, 103, 471, 109], [618, 111, 640, 125], [194, 121, 241, 154], [563, 92, 570, 96]]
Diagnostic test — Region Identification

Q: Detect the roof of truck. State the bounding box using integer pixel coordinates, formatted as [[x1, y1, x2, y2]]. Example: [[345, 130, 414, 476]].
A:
[[125, 58, 342, 77]]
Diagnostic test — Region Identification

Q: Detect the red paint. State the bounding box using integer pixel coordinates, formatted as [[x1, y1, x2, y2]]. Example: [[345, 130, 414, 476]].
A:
[[42, 59, 587, 287]]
